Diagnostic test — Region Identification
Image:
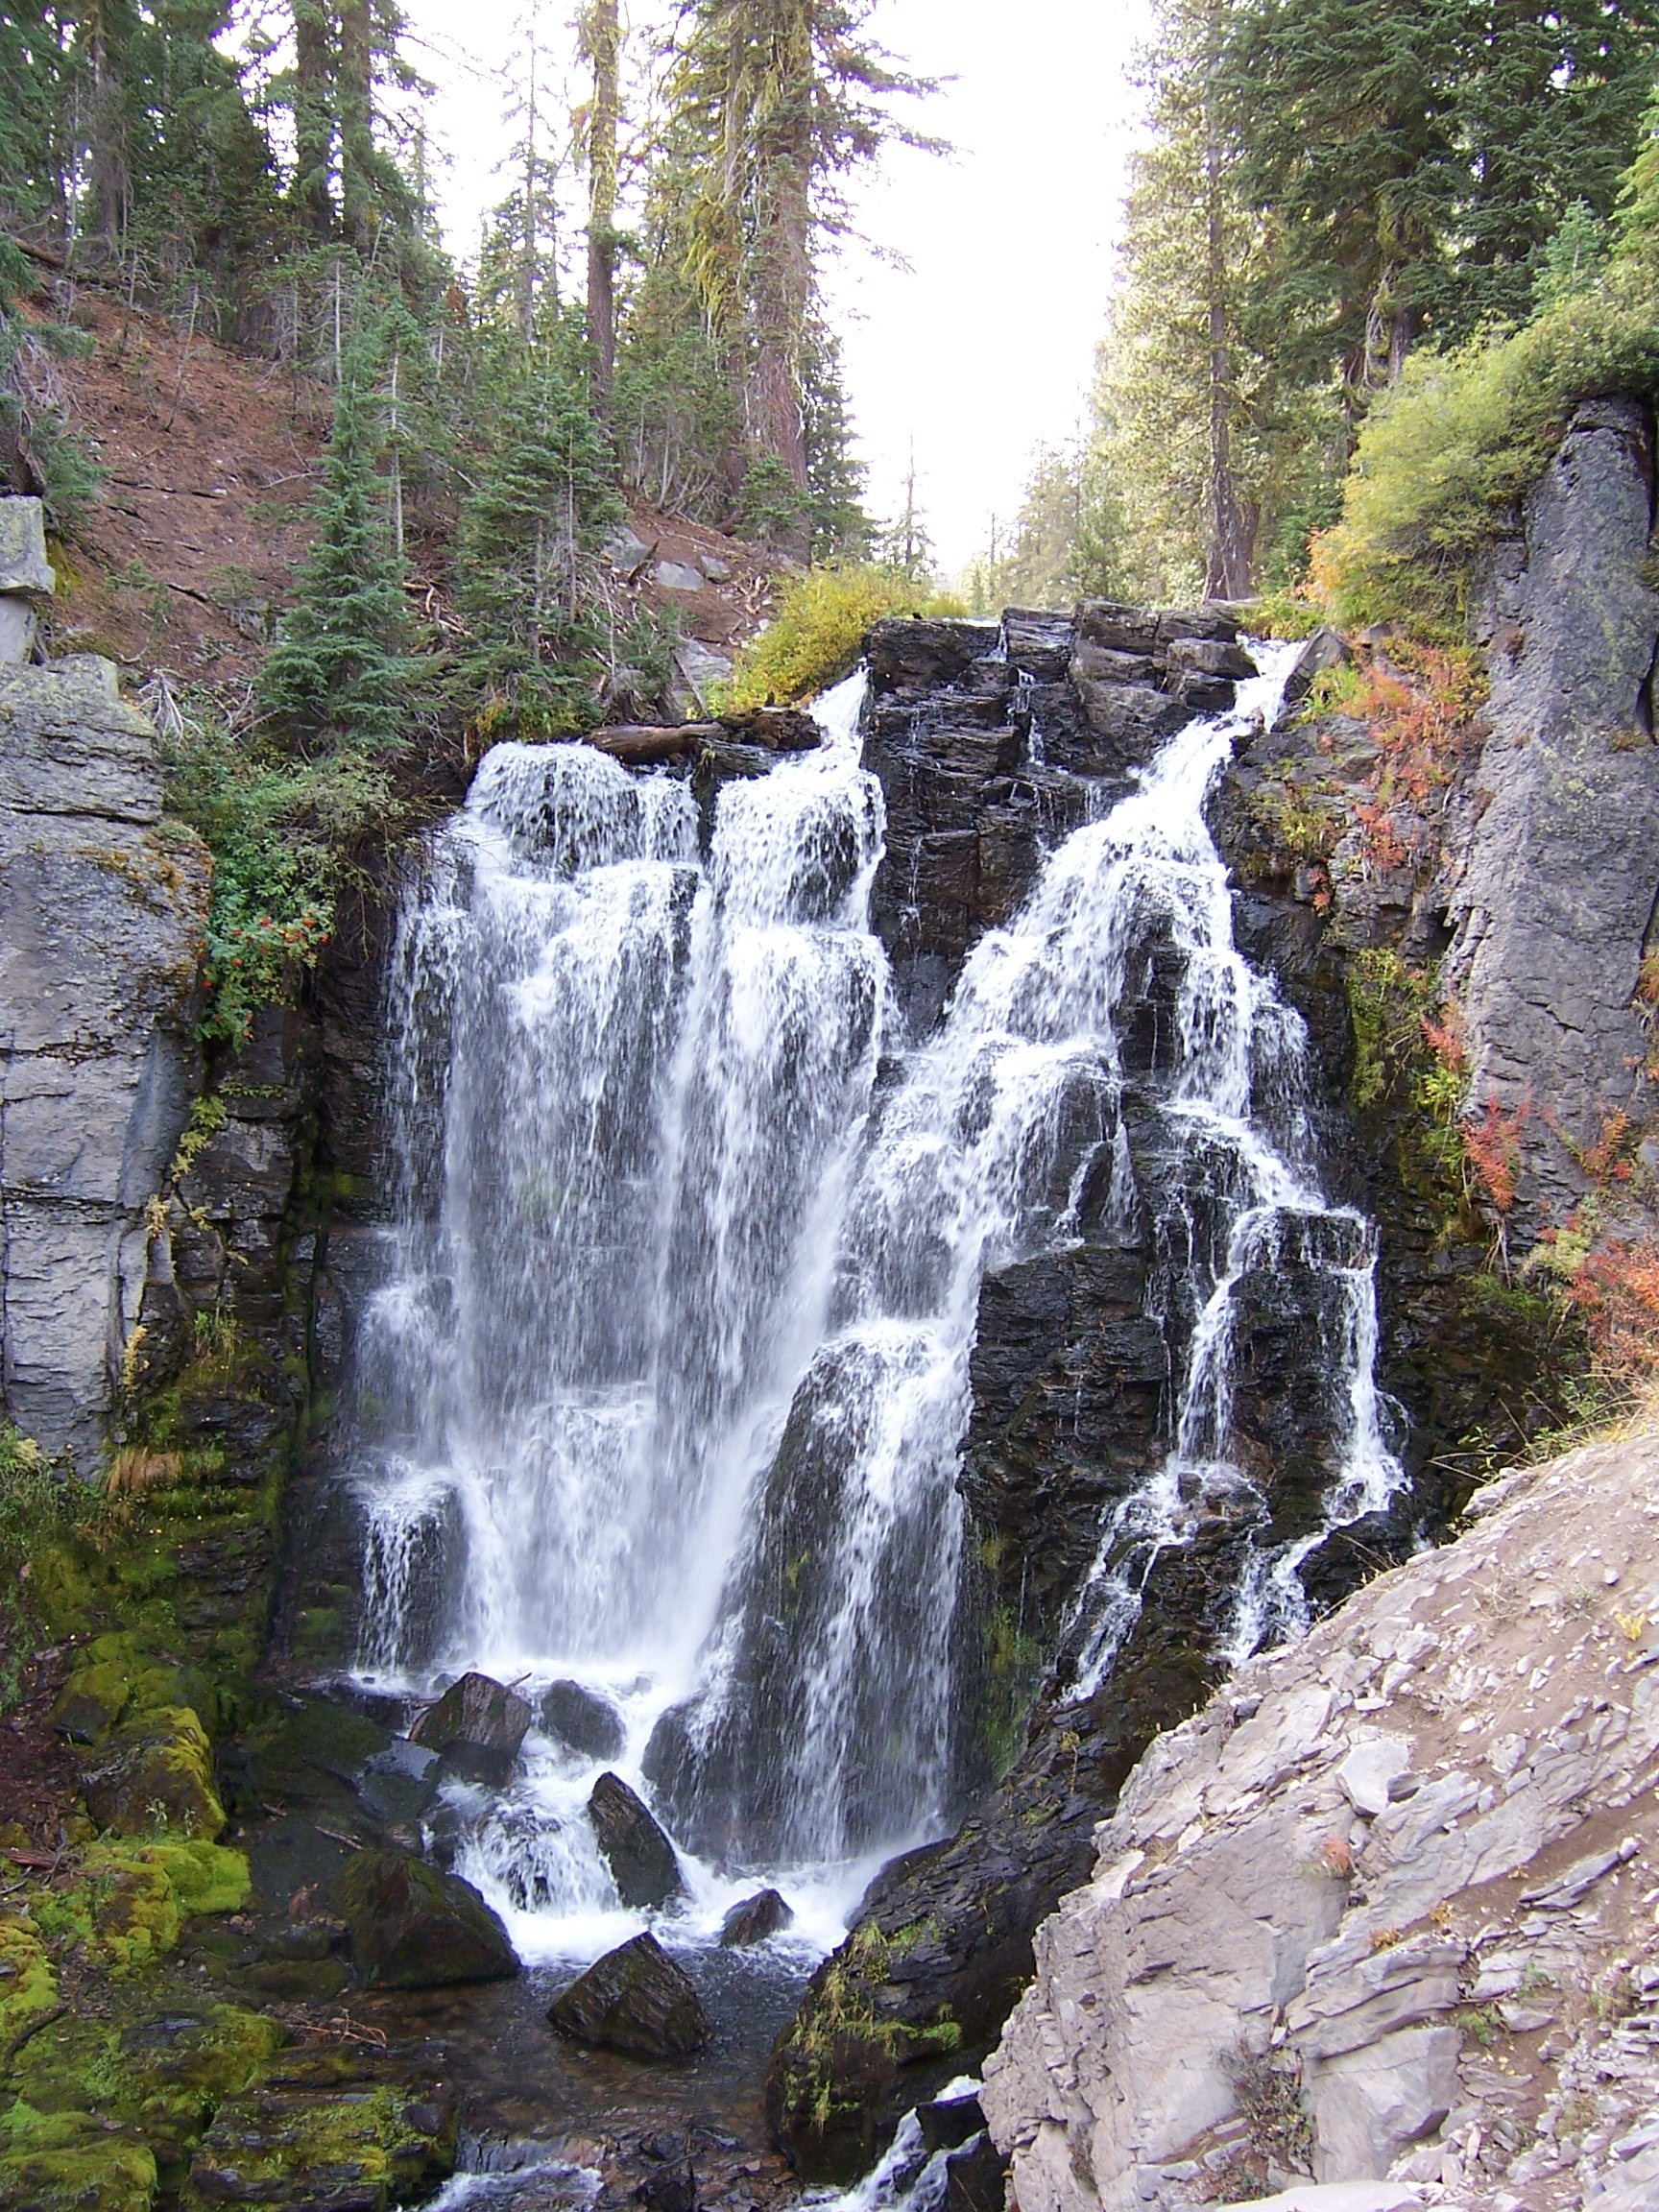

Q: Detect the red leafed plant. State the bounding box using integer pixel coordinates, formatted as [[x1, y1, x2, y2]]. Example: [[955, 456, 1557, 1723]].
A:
[[1462, 1094, 1527, 1214], [1564, 1238, 1659, 1380]]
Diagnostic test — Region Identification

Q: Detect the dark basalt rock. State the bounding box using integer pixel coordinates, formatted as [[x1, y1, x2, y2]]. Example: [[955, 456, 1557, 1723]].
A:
[[766, 1605, 1221, 2180], [867, 616, 1001, 696], [1001, 607, 1074, 683], [635, 2158, 698, 2212], [546, 1931, 710, 2058], [356, 1738, 442, 1827], [589, 1770, 685, 1909], [329, 1845, 518, 1988], [719, 1887, 794, 1946], [408, 1671, 532, 1786], [917, 2093, 987, 2153], [944, 2132, 1007, 2212], [541, 1678, 627, 1762]]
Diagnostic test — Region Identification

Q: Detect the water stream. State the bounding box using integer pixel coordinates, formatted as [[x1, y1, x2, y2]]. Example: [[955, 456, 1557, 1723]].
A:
[[345, 632, 1403, 1961]]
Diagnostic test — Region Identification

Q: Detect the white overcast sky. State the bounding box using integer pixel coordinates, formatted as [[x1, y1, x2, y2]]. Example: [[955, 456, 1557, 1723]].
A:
[[397, 0, 1156, 569]]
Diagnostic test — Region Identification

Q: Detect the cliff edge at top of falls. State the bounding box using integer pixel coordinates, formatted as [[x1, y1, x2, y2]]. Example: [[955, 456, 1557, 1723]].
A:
[[981, 1422, 1659, 2212]]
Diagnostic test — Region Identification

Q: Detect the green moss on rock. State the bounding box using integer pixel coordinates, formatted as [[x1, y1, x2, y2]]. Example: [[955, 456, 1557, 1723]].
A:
[[181, 2080, 456, 2210], [34, 1840, 248, 1972], [0, 1916, 59, 2051], [9, 2000, 279, 2201], [80, 1708, 226, 1842], [330, 1847, 518, 1989], [0, 2101, 158, 2212]]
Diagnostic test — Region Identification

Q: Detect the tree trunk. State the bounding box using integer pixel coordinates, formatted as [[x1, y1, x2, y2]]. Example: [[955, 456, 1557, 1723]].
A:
[[1201, 65, 1251, 600], [584, 0, 620, 413], [293, 0, 336, 241], [336, 0, 375, 255], [747, 147, 812, 558]]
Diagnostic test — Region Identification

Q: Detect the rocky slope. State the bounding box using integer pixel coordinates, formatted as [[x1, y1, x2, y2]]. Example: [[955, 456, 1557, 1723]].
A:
[[982, 1422, 1659, 2212]]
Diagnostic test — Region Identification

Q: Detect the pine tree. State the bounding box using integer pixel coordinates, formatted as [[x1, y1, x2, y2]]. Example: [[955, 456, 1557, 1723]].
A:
[[1218, 0, 1659, 404], [658, 0, 935, 554], [452, 349, 624, 739], [801, 320, 874, 559], [580, 0, 621, 408], [258, 329, 418, 752]]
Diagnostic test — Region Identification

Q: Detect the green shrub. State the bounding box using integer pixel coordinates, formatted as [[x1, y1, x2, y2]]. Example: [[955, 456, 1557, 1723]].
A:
[[1315, 257, 1659, 635], [722, 564, 968, 709], [156, 693, 397, 1045]]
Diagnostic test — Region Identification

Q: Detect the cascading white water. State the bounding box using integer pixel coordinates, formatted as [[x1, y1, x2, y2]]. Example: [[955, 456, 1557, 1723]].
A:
[[348, 634, 1405, 1954]]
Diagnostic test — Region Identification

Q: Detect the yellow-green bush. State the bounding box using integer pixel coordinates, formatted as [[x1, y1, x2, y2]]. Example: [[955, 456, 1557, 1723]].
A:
[[1315, 252, 1659, 636], [722, 565, 967, 709]]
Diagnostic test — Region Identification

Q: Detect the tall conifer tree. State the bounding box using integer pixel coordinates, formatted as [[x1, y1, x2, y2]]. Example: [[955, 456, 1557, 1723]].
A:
[[258, 329, 418, 751]]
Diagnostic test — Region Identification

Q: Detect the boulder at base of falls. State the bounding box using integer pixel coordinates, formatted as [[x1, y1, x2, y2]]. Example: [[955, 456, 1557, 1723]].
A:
[[541, 1678, 627, 1763], [408, 1671, 532, 1785], [329, 1846, 519, 1989], [589, 1771, 685, 1910], [546, 1931, 710, 2058], [918, 2094, 988, 2153], [719, 1887, 794, 1946]]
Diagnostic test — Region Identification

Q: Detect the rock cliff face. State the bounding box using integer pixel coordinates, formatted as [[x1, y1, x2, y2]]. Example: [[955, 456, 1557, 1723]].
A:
[[982, 1425, 1659, 2212], [1448, 396, 1659, 1218], [0, 654, 208, 1467]]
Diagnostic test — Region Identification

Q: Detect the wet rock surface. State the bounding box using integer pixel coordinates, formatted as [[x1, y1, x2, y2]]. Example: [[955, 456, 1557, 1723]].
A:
[[541, 1678, 628, 1763], [719, 1889, 793, 1947], [410, 1671, 534, 1786], [589, 1772, 686, 1911], [548, 1933, 712, 2058]]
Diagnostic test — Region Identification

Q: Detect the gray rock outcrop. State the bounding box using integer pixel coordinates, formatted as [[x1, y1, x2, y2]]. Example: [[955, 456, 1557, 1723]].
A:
[[982, 1428, 1659, 2212], [0, 655, 208, 1467], [0, 498, 54, 663], [1445, 396, 1659, 1216]]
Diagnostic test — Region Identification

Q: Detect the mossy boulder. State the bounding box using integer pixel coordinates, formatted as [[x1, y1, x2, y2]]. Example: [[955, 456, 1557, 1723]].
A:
[[48, 1634, 198, 1746], [0, 1914, 59, 2048], [10, 2001, 279, 2198], [329, 1847, 517, 1989], [34, 1840, 249, 1973], [81, 1709, 226, 1841], [0, 2104, 157, 2212], [181, 2078, 456, 2209]]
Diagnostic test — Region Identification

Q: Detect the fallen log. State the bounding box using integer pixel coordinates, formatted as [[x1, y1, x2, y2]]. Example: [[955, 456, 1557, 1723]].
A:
[[583, 707, 823, 766], [584, 724, 716, 764]]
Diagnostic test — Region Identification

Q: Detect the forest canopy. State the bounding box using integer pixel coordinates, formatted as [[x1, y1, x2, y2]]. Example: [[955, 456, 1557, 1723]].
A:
[[971, 0, 1659, 629]]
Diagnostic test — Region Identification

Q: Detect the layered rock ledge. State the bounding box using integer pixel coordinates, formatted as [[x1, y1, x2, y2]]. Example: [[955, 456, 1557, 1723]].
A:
[[0, 655, 208, 1467], [982, 1427, 1659, 2212]]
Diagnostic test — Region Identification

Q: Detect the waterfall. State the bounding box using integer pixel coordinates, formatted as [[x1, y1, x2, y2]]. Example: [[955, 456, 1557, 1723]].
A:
[[346, 634, 1404, 1952]]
